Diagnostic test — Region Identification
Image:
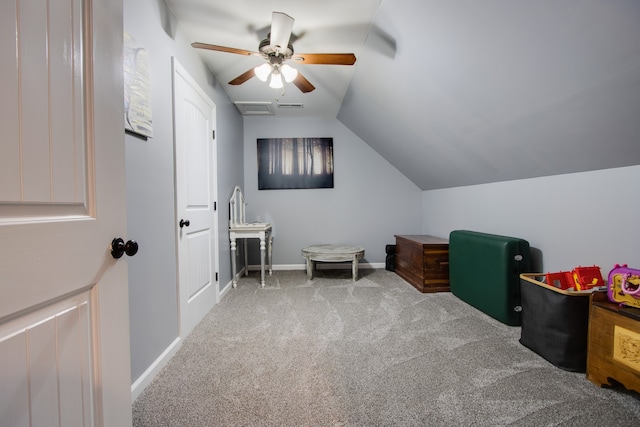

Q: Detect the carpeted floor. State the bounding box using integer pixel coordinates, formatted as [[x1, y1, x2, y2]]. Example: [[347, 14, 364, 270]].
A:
[[132, 269, 640, 426]]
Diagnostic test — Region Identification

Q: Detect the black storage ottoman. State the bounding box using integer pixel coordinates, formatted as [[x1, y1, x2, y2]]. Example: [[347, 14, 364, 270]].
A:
[[385, 244, 396, 272], [519, 273, 592, 372]]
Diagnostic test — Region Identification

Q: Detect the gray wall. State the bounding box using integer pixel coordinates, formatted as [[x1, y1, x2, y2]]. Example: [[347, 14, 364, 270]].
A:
[[243, 117, 423, 266], [122, 0, 640, 400], [422, 165, 640, 274], [124, 0, 243, 385]]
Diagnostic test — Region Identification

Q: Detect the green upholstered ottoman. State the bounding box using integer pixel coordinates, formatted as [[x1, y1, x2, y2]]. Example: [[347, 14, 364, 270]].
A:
[[449, 230, 531, 326]]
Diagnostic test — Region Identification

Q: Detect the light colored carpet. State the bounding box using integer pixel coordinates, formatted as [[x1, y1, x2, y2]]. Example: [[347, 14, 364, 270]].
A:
[[132, 269, 640, 426]]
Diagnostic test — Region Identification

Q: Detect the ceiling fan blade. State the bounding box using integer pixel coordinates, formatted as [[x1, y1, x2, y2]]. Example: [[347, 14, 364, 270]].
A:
[[192, 42, 260, 57], [269, 12, 294, 52], [292, 72, 315, 93], [228, 68, 256, 86], [291, 53, 357, 65]]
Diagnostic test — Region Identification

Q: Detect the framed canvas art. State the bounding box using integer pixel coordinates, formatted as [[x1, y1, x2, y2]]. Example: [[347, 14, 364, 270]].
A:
[[257, 137, 334, 190]]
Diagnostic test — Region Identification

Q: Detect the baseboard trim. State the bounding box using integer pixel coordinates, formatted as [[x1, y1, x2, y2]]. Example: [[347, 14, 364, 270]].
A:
[[131, 336, 182, 402], [219, 279, 233, 300], [247, 263, 385, 271]]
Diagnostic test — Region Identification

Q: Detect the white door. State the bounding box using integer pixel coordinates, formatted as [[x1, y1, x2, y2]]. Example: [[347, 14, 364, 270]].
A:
[[172, 58, 219, 338], [0, 1, 131, 426]]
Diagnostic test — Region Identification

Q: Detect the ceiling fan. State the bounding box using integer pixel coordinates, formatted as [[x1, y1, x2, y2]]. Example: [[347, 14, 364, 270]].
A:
[[192, 12, 357, 93]]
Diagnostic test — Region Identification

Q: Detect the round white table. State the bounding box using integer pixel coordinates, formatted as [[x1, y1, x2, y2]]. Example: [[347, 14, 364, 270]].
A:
[[301, 245, 365, 282]]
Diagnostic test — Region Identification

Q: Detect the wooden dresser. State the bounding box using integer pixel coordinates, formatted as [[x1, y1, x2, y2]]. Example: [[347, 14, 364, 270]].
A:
[[394, 235, 449, 293], [586, 291, 640, 394]]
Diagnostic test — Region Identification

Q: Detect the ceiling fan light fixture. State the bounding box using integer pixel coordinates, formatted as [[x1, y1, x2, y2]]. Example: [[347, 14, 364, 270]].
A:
[[192, 11, 354, 94], [269, 71, 283, 89], [281, 64, 298, 83], [254, 63, 272, 82]]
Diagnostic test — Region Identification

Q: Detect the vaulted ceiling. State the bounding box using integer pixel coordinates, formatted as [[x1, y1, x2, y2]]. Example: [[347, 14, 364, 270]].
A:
[[167, 0, 640, 190]]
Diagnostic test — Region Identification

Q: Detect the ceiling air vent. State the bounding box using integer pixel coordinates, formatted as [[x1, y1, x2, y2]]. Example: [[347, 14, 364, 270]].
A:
[[234, 102, 274, 115], [277, 103, 304, 109]]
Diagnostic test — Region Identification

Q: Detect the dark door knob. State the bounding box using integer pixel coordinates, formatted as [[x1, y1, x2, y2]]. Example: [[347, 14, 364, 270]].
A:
[[179, 219, 190, 228], [111, 238, 139, 259]]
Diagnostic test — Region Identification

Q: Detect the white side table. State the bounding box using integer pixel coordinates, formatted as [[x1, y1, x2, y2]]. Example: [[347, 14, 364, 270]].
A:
[[230, 223, 272, 288], [301, 245, 365, 282]]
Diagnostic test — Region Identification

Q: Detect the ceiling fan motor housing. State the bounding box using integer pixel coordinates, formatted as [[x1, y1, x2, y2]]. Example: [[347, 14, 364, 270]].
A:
[[259, 36, 294, 60]]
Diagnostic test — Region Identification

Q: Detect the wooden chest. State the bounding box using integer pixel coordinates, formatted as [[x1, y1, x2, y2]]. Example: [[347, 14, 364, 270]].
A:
[[586, 292, 640, 394], [394, 235, 449, 293]]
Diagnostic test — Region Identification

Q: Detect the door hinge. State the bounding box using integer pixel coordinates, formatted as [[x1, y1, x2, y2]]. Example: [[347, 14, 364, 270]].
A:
[[215, 272, 219, 282], [212, 130, 215, 140], [214, 201, 217, 211]]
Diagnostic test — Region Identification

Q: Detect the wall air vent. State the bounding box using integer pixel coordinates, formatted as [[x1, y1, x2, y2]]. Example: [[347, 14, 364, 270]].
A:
[[277, 103, 304, 109], [234, 102, 274, 115]]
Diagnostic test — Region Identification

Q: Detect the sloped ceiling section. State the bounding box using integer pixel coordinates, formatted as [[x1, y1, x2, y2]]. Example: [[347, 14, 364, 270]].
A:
[[338, 0, 640, 190]]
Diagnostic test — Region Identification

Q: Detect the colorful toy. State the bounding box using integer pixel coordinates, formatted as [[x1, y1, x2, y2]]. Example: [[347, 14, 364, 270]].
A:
[[607, 264, 640, 308], [545, 265, 603, 291], [545, 271, 574, 290], [572, 265, 604, 291]]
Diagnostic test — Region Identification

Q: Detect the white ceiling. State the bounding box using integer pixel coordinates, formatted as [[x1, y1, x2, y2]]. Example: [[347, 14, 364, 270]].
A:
[[164, 0, 382, 118], [165, 0, 640, 190]]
